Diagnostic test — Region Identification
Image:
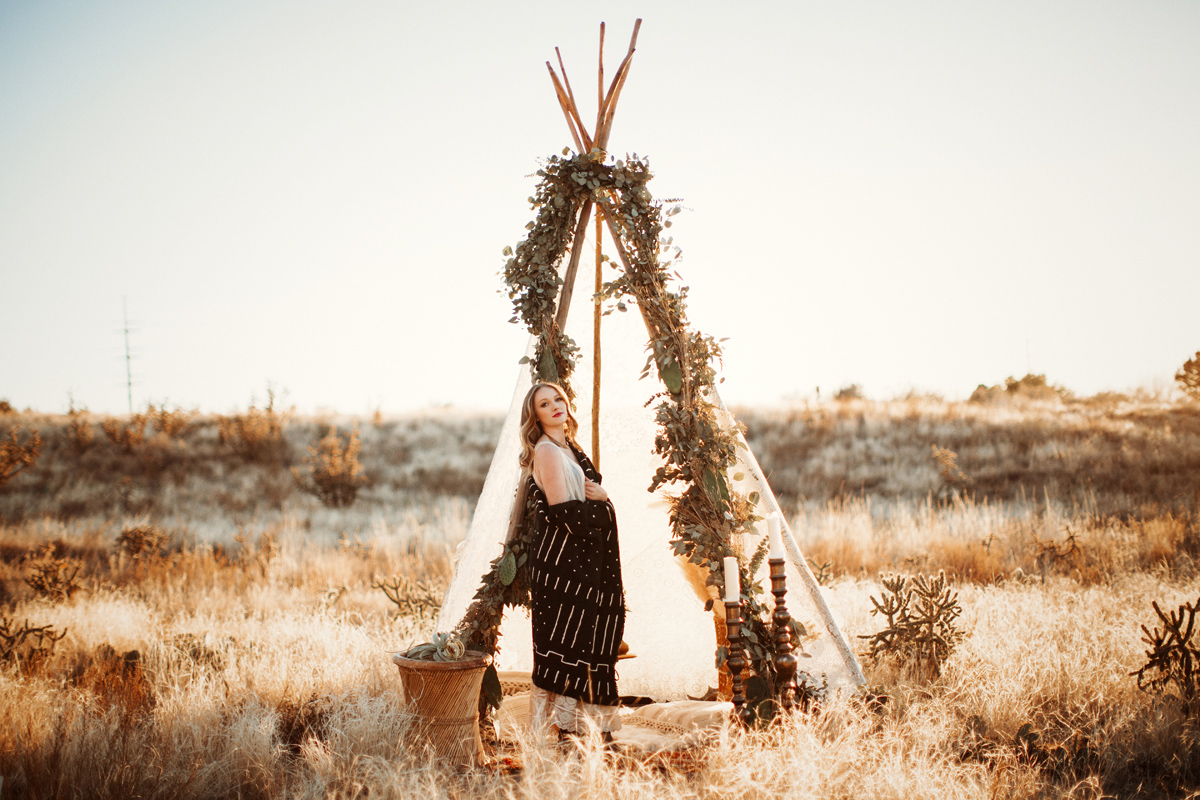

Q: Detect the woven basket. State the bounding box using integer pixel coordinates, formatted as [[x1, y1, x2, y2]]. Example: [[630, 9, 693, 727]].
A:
[[392, 650, 489, 767]]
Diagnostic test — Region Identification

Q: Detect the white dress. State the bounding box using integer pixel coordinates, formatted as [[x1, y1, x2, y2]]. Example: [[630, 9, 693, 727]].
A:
[[529, 438, 622, 735]]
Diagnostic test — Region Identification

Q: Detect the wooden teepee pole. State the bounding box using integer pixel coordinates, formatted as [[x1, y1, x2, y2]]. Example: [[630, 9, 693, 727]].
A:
[[594, 23, 606, 145], [546, 65, 589, 153], [545, 20, 642, 456], [554, 201, 594, 332], [596, 20, 640, 149], [592, 210, 603, 468]]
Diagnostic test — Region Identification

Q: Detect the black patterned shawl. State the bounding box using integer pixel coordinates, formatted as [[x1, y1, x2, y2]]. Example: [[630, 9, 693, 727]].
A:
[[527, 444, 625, 706]]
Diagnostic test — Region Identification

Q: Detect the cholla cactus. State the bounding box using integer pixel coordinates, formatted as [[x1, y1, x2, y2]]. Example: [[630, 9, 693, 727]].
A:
[[860, 570, 964, 678], [1132, 596, 1200, 712]]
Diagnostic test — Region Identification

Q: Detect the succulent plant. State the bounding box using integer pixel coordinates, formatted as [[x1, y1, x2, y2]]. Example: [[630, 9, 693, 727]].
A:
[[403, 631, 467, 662]]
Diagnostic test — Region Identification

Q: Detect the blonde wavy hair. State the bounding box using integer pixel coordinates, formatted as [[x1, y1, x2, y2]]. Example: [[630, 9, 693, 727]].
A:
[[518, 382, 580, 469]]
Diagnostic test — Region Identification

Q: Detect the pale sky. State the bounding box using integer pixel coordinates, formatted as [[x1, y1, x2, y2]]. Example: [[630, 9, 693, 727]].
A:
[[2, 1, 1198, 415]]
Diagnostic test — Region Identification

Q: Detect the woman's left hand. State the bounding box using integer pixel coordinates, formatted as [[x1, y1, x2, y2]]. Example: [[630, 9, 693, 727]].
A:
[[584, 479, 608, 502]]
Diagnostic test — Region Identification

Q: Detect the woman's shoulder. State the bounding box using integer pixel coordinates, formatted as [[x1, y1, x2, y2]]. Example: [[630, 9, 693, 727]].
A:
[[532, 438, 563, 465]]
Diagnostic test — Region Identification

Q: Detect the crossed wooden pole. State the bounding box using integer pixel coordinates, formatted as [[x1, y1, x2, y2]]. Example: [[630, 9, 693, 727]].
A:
[[544, 20, 642, 470]]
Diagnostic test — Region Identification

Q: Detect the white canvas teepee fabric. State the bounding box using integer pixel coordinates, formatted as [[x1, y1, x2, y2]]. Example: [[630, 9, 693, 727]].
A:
[[437, 229, 865, 700]]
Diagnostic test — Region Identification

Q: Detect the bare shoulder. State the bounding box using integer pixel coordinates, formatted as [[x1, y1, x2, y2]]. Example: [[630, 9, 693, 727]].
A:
[[532, 439, 561, 466]]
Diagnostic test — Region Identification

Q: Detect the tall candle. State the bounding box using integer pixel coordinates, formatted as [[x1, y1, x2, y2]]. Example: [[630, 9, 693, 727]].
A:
[[723, 556, 740, 602], [767, 514, 785, 560]]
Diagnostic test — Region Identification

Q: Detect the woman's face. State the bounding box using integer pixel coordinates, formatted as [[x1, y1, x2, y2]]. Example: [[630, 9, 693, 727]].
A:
[[532, 385, 568, 432]]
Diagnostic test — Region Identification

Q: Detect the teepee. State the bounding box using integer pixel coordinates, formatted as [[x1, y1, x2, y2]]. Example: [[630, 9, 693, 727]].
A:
[[437, 21, 865, 702]]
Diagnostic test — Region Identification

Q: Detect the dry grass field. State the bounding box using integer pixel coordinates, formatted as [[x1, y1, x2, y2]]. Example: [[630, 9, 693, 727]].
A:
[[1, 391, 1198, 799]]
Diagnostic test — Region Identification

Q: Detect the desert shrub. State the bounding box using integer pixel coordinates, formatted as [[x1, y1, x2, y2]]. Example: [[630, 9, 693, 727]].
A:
[[931, 445, 971, 500], [101, 411, 148, 452], [217, 388, 289, 462], [67, 402, 95, 452], [0, 426, 42, 488], [24, 543, 83, 601], [971, 373, 1069, 404], [1177, 352, 1200, 401], [1132, 595, 1200, 712], [860, 570, 964, 678], [146, 402, 196, 439], [116, 525, 167, 559], [0, 399, 13, 414], [0, 615, 66, 671], [294, 426, 365, 508], [834, 383, 864, 401]]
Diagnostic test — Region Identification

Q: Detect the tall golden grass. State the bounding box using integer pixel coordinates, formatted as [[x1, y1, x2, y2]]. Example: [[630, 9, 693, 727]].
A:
[[0, 394, 1197, 798]]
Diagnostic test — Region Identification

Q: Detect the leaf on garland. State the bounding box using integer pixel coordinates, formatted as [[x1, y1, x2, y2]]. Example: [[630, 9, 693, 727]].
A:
[[481, 664, 504, 710], [659, 360, 683, 394], [702, 468, 731, 504], [498, 552, 517, 586], [538, 347, 558, 383]]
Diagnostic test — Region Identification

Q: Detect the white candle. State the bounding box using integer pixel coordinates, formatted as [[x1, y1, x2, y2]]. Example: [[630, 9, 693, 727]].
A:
[[767, 514, 785, 560], [723, 556, 740, 602]]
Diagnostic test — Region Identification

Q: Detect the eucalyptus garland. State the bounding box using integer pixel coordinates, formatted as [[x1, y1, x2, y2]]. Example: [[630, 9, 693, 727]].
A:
[[457, 150, 803, 711]]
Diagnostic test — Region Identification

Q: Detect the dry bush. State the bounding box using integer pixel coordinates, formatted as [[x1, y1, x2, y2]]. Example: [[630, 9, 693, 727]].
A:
[[834, 383, 864, 401], [1177, 351, 1200, 401], [217, 388, 290, 463], [0, 399, 14, 415], [23, 544, 82, 601], [931, 445, 972, 500], [0, 426, 43, 488], [116, 525, 167, 560], [66, 402, 94, 453], [969, 373, 1070, 405], [146, 402, 196, 439], [294, 426, 366, 508], [101, 411, 148, 452]]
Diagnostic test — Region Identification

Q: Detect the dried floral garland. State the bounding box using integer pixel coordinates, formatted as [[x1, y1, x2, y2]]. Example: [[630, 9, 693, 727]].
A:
[[456, 150, 797, 712]]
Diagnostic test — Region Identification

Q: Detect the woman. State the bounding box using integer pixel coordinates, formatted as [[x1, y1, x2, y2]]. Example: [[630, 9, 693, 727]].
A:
[[518, 381, 625, 740]]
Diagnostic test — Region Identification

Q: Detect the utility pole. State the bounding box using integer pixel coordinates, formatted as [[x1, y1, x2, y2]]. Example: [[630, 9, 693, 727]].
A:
[[124, 296, 133, 414]]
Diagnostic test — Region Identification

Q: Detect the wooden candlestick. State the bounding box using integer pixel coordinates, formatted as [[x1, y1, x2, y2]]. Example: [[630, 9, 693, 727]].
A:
[[724, 599, 752, 727], [769, 558, 800, 712]]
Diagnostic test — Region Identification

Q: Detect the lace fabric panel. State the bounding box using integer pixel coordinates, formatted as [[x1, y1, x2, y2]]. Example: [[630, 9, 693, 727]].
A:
[[438, 229, 863, 700]]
